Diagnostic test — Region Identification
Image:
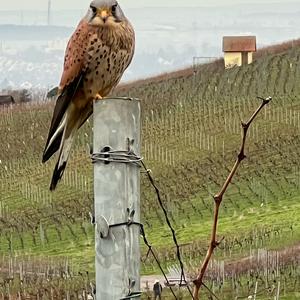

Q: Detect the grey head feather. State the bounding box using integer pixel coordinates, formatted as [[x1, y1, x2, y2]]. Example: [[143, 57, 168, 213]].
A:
[[91, 0, 117, 7], [85, 0, 126, 23]]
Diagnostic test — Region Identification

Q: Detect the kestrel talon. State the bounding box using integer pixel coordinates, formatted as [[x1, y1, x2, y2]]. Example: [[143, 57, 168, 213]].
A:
[[42, 0, 135, 191]]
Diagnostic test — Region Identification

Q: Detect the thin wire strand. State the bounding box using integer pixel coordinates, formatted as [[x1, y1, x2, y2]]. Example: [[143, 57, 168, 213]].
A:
[[202, 282, 221, 300], [109, 221, 180, 299], [141, 161, 195, 299], [139, 224, 178, 299]]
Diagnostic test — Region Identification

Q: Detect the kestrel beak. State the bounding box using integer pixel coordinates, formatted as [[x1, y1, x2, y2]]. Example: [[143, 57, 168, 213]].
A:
[[98, 9, 109, 23]]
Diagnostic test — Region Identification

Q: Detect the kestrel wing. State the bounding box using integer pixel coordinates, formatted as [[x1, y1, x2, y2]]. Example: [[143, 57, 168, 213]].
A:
[[42, 101, 93, 163], [59, 20, 90, 90], [43, 20, 90, 162]]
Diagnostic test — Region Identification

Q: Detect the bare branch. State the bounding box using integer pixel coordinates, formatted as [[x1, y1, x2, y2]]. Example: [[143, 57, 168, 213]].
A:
[[193, 96, 272, 299]]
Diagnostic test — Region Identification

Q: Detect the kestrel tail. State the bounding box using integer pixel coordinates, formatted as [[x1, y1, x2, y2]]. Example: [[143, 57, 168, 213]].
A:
[[42, 0, 135, 191]]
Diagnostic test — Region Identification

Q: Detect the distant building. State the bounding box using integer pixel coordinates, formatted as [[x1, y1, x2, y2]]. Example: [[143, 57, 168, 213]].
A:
[[0, 95, 15, 106], [223, 36, 257, 69]]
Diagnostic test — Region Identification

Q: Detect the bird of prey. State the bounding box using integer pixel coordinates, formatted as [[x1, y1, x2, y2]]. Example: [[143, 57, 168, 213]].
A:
[[42, 0, 135, 191]]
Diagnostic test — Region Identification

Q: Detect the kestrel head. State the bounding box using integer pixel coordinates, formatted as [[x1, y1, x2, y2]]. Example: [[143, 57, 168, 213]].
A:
[[86, 0, 127, 26]]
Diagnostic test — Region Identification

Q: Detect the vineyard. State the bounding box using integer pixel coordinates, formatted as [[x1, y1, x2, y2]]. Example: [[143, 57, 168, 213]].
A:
[[0, 40, 300, 298]]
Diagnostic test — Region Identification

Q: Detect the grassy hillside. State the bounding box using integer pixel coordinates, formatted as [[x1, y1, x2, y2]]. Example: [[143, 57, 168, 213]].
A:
[[1, 41, 300, 298]]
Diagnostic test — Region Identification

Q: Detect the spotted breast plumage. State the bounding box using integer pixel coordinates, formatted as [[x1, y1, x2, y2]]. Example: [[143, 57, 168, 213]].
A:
[[42, 0, 135, 191]]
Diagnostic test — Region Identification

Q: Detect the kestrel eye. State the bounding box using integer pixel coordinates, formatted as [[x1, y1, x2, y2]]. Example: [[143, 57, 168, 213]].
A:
[[112, 4, 118, 13], [90, 6, 97, 13]]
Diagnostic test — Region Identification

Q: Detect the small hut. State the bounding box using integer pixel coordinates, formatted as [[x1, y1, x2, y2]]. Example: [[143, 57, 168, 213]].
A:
[[0, 95, 15, 106], [223, 36, 257, 69]]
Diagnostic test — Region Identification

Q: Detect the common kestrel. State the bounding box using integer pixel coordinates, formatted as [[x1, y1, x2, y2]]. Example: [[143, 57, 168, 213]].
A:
[[42, 0, 135, 190]]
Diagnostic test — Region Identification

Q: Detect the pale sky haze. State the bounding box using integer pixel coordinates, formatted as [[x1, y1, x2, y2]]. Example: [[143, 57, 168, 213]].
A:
[[0, 0, 288, 11]]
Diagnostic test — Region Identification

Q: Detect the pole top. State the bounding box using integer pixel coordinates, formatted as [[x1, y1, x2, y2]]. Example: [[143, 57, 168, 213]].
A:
[[95, 97, 140, 102]]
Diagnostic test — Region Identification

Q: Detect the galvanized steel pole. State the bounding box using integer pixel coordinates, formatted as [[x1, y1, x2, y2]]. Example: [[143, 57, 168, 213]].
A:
[[93, 98, 141, 299]]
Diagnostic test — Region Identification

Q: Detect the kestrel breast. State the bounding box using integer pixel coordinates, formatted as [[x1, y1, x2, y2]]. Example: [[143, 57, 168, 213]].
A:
[[83, 28, 133, 100]]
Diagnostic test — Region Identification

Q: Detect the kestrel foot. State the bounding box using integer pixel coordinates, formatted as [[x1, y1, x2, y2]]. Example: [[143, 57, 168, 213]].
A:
[[94, 93, 102, 101]]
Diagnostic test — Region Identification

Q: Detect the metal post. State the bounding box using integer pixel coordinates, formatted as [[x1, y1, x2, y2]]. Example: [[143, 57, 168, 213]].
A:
[[276, 281, 280, 300], [93, 98, 141, 300], [253, 281, 258, 300], [47, 0, 52, 26]]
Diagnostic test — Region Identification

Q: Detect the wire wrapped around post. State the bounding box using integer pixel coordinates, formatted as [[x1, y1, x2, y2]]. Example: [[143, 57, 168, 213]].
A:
[[91, 144, 143, 165]]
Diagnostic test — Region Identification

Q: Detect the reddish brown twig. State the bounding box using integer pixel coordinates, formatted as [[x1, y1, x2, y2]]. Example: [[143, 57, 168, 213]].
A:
[[193, 96, 272, 299]]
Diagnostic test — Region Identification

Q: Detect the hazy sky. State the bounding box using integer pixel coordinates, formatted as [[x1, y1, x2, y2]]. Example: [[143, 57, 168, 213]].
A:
[[0, 0, 287, 11]]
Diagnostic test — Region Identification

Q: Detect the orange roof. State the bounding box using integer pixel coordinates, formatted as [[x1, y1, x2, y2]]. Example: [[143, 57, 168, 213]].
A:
[[223, 36, 257, 52]]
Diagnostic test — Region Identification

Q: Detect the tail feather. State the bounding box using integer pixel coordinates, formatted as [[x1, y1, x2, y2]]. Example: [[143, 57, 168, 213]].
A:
[[49, 122, 77, 191], [42, 114, 66, 163], [47, 102, 92, 191], [43, 103, 92, 163], [42, 130, 63, 163], [50, 160, 67, 191]]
